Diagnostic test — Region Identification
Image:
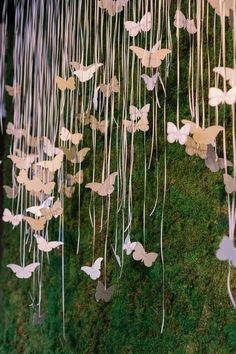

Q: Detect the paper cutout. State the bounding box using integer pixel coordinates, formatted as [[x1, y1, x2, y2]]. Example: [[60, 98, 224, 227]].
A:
[[43, 137, 60, 157], [90, 117, 108, 133], [124, 12, 152, 37], [167, 122, 190, 145], [59, 183, 75, 198], [60, 147, 90, 163], [205, 145, 233, 172], [182, 120, 224, 145], [216, 236, 236, 266], [17, 170, 55, 194], [123, 234, 137, 255], [95, 281, 116, 302], [5, 84, 21, 96], [6, 122, 26, 140], [2, 208, 23, 227], [100, 76, 120, 97], [130, 104, 150, 120], [40, 199, 63, 220], [55, 76, 75, 91], [77, 112, 92, 126], [93, 86, 100, 110], [185, 137, 207, 159], [123, 117, 149, 133], [132, 242, 158, 267], [208, 87, 236, 106], [67, 170, 84, 186], [8, 154, 37, 170], [26, 197, 54, 217], [98, 0, 128, 16], [72, 63, 103, 82], [34, 235, 63, 252], [23, 216, 47, 231], [208, 0, 235, 17], [7, 263, 40, 279], [36, 150, 64, 172], [174, 10, 197, 34], [141, 73, 158, 91], [81, 257, 103, 280], [129, 46, 171, 68], [223, 173, 236, 194], [3, 185, 18, 199], [111, 245, 121, 267], [60, 127, 83, 145], [213, 67, 236, 87], [85, 172, 118, 196]]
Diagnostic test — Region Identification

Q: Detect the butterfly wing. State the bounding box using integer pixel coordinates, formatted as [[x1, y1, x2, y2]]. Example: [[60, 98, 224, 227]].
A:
[[216, 236, 236, 263], [143, 252, 158, 267], [55, 76, 67, 91], [186, 19, 197, 34], [208, 87, 225, 106], [185, 137, 197, 156], [132, 242, 145, 261], [179, 124, 191, 145], [71, 147, 90, 164], [103, 285, 116, 302], [225, 86, 236, 105], [208, 0, 235, 16], [24, 216, 47, 231], [136, 117, 149, 132], [174, 10, 186, 29], [223, 173, 236, 194], [167, 122, 178, 143], [85, 182, 103, 194], [36, 151, 64, 172], [43, 137, 60, 157], [81, 265, 100, 280], [213, 67, 236, 87], [124, 21, 140, 37], [102, 172, 118, 196], [7, 264, 24, 277], [95, 281, 106, 301], [47, 241, 63, 251], [148, 49, 171, 68], [66, 77, 75, 90], [3, 185, 17, 199], [24, 263, 40, 278], [139, 12, 152, 32], [193, 125, 224, 145]]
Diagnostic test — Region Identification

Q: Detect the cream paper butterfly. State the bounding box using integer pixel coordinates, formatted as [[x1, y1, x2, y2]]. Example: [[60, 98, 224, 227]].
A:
[[71, 63, 103, 83], [129, 45, 171, 68], [167, 122, 190, 145], [85, 172, 118, 196], [60, 127, 83, 145], [98, 0, 129, 16], [7, 263, 40, 279], [132, 242, 158, 267], [174, 10, 197, 34], [213, 67, 236, 87], [55, 76, 75, 91], [124, 12, 152, 37], [208, 87, 236, 106]]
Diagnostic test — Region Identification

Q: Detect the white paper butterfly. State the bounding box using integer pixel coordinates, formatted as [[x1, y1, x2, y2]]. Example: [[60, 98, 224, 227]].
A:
[[26, 197, 54, 217], [2, 208, 23, 227], [129, 104, 150, 120], [7, 263, 40, 279], [216, 236, 236, 267], [174, 10, 197, 34], [81, 257, 103, 280], [123, 234, 137, 255], [208, 87, 236, 106], [167, 122, 190, 145], [141, 73, 158, 91], [72, 63, 103, 83], [124, 12, 152, 37], [34, 235, 63, 252], [43, 137, 60, 157]]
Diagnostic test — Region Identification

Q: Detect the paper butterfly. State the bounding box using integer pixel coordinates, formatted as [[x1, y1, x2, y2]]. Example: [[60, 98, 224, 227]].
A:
[[216, 236, 236, 267], [89, 117, 109, 134], [36, 150, 64, 172], [123, 234, 137, 255], [208, 87, 236, 106], [100, 76, 120, 97], [34, 235, 63, 253], [208, 0, 235, 17], [185, 137, 207, 159], [8, 154, 37, 170], [7, 263, 40, 279], [3, 185, 18, 199], [6, 122, 26, 140], [42, 137, 60, 157], [167, 122, 190, 145], [123, 117, 149, 133], [124, 12, 152, 37], [60, 127, 83, 145], [59, 183, 75, 198], [85, 172, 118, 196], [61, 147, 90, 164], [213, 67, 236, 88], [182, 120, 224, 145], [55, 76, 75, 91], [141, 73, 159, 91], [174, 10, 197, 34], [23, 216, 47, 231], [129, 45, 171, 68], [17, 170, 55, 194], [67, 171, 84, 186], [26, 197, 54, 217], [132, 242, 158, 267], [223, 174, 236, 194], [72, 63, 103, 82], [98, 0, 128, 16], [95, 281, 116, 302], [129, 104, 150, 120], [81, 257, 103, 280], [205, 145, 233, 172], [40, 199, 63, 220], [2, 208, 23, 227]]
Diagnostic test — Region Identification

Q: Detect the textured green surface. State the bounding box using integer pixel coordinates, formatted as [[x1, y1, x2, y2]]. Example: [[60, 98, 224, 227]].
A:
[[1, 3, 236, 354]]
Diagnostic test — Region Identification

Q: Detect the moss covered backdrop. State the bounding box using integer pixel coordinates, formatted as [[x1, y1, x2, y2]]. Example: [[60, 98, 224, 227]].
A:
[[1, 1, 236, 353]]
